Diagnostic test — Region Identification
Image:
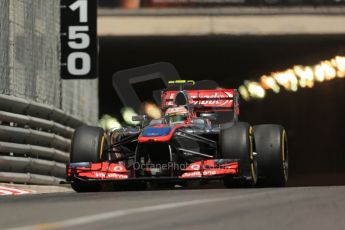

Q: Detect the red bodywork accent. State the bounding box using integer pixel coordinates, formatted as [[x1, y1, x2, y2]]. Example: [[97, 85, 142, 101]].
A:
[[161, 89, 234, 112], [67, 167, 72, 177], [73, 162, 129, 180], [180, 160, 238, 178], [137, 124, 184, 143], [78, 172, 128, 180]]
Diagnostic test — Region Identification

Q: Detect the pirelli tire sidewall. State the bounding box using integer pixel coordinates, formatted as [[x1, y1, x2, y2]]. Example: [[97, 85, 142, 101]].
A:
[[253, 124, 288, 187], [220, 122, 257, 187], [70, 125, 106, 163]]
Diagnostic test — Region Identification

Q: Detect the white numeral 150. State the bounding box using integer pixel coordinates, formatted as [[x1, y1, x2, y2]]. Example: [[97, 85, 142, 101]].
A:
[[67, 0, 91, 76]]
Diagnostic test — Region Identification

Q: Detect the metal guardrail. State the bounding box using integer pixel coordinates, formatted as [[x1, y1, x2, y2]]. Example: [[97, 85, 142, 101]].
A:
[[0, 94, 86, 185]]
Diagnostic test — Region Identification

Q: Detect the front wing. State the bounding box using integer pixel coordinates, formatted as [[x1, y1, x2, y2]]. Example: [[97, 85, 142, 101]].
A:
[[67, 159, 239, 182]]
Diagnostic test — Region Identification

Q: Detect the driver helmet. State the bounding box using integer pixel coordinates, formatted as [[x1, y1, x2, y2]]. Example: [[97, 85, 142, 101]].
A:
[[165, 106, 188, 124]]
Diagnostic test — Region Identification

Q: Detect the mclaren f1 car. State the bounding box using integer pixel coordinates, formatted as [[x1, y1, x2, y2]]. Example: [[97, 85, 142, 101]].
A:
[[67, 80, 288, 192]]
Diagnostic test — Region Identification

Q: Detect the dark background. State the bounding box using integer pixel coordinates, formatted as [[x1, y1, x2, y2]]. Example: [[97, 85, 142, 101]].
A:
[[98, 34, 345, 186]]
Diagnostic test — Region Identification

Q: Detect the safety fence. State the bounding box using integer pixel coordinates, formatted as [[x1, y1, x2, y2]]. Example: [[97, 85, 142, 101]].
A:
[[0, 94, 85, 185]]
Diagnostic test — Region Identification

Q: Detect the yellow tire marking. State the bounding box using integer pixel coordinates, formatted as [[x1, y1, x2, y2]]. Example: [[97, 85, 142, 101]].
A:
[[249, 126, 256, 182], [251, 163, 256, 182], [281, 129, 287, 181], [99, 135, 105, 160]]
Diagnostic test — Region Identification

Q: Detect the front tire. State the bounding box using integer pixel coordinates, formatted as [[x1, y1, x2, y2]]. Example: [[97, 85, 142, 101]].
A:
[[220, 122, 257, 188], [253, 124, 288, 187], [70, 125, 106, 163], [70, 125, 106, 193]]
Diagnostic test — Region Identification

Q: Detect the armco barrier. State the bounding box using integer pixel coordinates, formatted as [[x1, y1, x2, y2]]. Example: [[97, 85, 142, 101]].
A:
[[0, 94, 87, 185]]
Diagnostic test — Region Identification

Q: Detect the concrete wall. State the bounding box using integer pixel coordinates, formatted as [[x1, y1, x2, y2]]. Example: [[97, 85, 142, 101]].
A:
[[98, 7, 345, 36], [0, 0, 98, 124]]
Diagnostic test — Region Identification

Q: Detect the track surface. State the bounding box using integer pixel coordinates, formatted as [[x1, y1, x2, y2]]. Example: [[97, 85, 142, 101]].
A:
[[1, 186, 345, 230]]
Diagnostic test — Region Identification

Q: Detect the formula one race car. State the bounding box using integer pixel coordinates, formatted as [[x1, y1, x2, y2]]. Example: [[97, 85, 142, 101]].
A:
[[67, 80, 288, 192]]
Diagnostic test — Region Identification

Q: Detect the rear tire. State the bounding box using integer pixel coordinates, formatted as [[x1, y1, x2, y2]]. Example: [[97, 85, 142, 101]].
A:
[[220, 122, 257, 188], [253, 124, 288, 187], [70, 125, 106, 193]]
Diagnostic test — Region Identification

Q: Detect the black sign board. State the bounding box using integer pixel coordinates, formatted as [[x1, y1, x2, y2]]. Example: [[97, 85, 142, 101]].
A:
[[61, 0, 98, 79]]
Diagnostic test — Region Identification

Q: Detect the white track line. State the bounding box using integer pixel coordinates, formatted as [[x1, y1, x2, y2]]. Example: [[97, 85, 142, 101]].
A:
[[4, 190, 285, 230]]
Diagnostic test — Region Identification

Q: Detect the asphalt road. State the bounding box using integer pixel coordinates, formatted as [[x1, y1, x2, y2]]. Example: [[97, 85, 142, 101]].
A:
[[1, 186, 345, 230]]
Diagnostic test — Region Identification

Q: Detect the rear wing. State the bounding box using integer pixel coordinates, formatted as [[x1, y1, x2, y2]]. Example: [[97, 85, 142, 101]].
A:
[[161, 89, 239, 113]]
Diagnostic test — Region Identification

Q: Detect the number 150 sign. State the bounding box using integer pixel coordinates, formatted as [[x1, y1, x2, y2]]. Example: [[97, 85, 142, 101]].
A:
[[61, 0, 98, 79]]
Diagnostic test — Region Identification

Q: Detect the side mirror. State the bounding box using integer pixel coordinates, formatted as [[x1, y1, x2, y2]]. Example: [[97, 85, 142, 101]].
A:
[[132, 115, 147, 122], [200, 113, 217, 120]]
